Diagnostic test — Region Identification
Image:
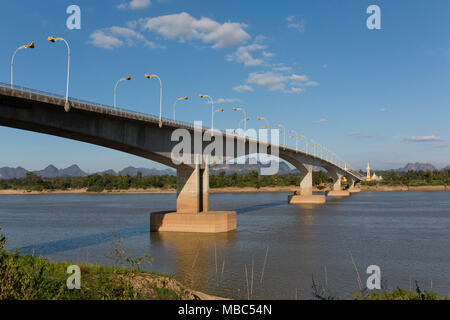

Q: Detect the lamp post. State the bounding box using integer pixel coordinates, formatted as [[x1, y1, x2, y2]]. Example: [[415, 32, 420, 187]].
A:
[[199, 94, 214, 132], [48, 36, 70, 112], [173, 96, 188, 121], [288, 130, 298, 151], [114, 76, 131, 109], [238, 118, 250, 131], [232, 107, 247, 131], [273, 124, 286, 147], [288, 135, 298, 152], [10, 42, 34, 89], [145, 74, 163, 127], [214, 108, 224, 130]]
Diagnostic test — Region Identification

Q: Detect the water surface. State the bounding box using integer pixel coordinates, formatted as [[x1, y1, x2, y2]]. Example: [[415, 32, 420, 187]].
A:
[[0, 191, 449, 299]]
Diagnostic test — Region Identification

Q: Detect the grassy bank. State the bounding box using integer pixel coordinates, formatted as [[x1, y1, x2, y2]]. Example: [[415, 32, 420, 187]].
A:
[[0, 229, 221, 300], [1, 229, 448, 300]]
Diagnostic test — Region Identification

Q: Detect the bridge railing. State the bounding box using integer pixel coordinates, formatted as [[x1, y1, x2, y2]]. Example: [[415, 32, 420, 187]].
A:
[[0, 82, 359, 178]]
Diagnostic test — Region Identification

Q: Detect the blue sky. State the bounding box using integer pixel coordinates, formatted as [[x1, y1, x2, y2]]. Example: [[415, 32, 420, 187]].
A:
[[1, 0, 449, 171]]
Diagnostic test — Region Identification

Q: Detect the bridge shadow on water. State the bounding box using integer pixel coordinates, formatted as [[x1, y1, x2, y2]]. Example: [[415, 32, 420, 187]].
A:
[[14, 200, 286, 256]]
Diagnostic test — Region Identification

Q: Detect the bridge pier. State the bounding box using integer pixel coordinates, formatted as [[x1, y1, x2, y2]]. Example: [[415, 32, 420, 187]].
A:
[[326, 168, 350, 197], [151, 162, 236, 233], [288, 165, 326, 204], [347, 178, 361, 193]]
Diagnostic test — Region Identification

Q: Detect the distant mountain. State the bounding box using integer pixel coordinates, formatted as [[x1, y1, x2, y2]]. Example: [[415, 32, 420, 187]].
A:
[[97, 169, 117, 175], [118, 166, 175, 176], [211, 161, 295, 175], [0, 165, 174, 179], [0, 166, 28, 179], [397, 163, 437, 172], [443, 165, 450, 171]]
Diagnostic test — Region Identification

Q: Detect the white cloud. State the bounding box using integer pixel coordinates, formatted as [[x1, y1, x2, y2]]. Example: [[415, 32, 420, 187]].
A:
[[262, 52, 275, 58], [289, 87, 305, 94], [247, 72, 287, 91], [272, 65, 292, 72], [348, 132, 374, 138], [403, 135, 445, 142], [286, 16, 305, 33], [89, 30, 124, 50], [290, 74, 309, 82], [139, 12, 250, 49], [89, 26, 163, 49], [313, 118, 328, 124], [233, 85, 254, 93], [118, 0, 151, 10], [241, 71, 318, 94], [226, 43, 266, 66], [305, 81, 319, 87], [380, 107, 387, 112], [206, 98, 242, 104]]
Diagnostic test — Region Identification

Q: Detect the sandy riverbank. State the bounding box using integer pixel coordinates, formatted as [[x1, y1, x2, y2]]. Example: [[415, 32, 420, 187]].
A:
[[0, 185, 447, 195]]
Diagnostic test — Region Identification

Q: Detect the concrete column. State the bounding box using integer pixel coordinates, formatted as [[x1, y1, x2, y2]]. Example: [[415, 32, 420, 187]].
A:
[[201, 162, 210, 212], [298, 164, 313, 196], [176, 165, 201, 213], [326, 167, 350, 197], [289, 164, 325, 204], [348, 177, 361, 193]]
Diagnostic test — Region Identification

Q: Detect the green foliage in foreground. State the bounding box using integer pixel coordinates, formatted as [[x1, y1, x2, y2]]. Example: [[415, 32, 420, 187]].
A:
[[0, 228, 194, 300], [353, 287, 449, 300], [0, 171, 333, 192]]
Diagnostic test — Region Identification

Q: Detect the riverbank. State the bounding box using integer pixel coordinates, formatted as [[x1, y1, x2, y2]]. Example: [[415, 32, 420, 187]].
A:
[[0, 185, 448, 195], [0, 249, 225, 300]]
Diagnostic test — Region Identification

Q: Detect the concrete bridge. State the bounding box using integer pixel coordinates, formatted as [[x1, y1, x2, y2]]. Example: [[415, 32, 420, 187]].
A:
[[0, 83, 364, 233]]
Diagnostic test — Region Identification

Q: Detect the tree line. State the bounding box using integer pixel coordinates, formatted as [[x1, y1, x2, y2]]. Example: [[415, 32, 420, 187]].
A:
[[362, 170, 450, 186], [1, 169, 448, 192], [0, 171, 333, 192]]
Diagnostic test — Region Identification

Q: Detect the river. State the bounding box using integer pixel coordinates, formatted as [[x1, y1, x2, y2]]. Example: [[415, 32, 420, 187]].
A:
[[0, 191, 449, 299]]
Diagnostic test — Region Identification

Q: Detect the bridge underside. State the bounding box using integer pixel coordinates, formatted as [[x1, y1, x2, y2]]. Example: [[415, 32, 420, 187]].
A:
[[0, 86, 362, 233]]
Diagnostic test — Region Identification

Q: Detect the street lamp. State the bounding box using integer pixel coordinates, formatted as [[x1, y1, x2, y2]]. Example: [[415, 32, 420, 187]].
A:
[[48, 36, 70, 112], [288, 135, 298, 152], [232, 107, 247, 130], [288, 130, 298, 151], [273, 124, 286, 147], [114, 76, 131, 109], [145, 74, 163, 127], [199, 94, 215, 132], [238, 118, 250, 131], [10, 41, 34, 89], [173, 96, 188, 121]]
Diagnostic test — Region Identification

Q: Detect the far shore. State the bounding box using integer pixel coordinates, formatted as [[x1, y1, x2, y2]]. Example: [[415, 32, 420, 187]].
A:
[[0, 185, 448, 195]]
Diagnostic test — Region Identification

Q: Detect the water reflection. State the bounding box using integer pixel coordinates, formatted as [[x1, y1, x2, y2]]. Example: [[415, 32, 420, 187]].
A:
[[150, 231, 237, 290]]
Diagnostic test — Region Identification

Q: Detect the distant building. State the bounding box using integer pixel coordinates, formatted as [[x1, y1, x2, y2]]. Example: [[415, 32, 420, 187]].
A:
[[371, 172, 383, 181], [366, 162, 383, 181]]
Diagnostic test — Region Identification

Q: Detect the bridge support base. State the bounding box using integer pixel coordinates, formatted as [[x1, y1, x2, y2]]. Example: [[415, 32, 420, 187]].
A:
[[150, 211, 237, 233], [288, 194, 326, 204], [348, 187, 361, 193], [327, 190, 350, 197]]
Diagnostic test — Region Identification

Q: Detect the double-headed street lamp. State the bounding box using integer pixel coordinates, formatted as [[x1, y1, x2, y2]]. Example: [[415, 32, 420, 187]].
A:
[[114, 76, 131, 109], [173, 96, 188, 121], [48, 36, 70, 112], [145, 74, 163, 127], [10, 42, 34, 89], [199, 94, 215, 132], [232, 107, 247, 130]]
